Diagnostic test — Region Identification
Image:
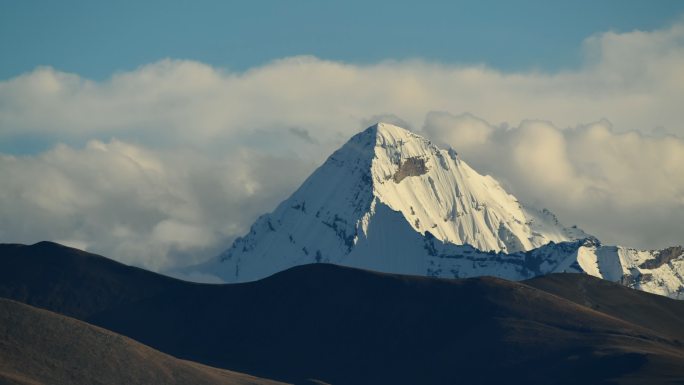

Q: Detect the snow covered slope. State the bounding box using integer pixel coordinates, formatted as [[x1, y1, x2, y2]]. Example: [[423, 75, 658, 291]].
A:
[[190, 123, 684, 299], [367, 123, 587, 252]]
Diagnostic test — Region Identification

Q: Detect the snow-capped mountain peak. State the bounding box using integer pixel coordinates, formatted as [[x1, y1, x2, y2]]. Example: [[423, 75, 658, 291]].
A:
[[196, 123, 585, 282], [184, 123, 683, 299]]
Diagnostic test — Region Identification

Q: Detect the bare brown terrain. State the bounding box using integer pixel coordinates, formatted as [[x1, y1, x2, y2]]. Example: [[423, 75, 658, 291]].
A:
[[526, 273, 684, 341], [0, 298, 286, 385], [1, 242, 684, 384]]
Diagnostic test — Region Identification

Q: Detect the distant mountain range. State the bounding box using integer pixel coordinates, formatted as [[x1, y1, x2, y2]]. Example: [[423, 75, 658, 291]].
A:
[[2, 241, 684, 385], [187, 123, 684, 299]]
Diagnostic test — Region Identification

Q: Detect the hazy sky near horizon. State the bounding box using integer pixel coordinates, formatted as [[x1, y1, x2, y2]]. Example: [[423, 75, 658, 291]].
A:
[[1, 1, 684, 271]]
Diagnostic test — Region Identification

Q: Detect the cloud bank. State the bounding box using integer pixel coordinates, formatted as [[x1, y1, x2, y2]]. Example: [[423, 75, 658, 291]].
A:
[[0, 140, 313, 270], [0, 21, 682, 270], [423, 113, 684, 249]]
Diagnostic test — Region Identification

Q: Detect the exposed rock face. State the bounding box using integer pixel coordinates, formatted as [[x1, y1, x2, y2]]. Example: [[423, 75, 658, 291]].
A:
[[640, 246, 684, 269], [393, 156, 428, 183]]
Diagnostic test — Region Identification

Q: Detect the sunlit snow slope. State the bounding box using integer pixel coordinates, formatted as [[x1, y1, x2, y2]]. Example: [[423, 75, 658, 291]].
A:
[[190, 123, 684, 298]]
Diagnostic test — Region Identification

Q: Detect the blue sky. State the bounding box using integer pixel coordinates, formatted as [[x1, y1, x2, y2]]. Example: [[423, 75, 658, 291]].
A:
[[2, 0, 684, 79]]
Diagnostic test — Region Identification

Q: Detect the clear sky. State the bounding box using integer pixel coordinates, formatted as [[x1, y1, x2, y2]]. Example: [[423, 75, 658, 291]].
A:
[[2, 0, 684, 79]]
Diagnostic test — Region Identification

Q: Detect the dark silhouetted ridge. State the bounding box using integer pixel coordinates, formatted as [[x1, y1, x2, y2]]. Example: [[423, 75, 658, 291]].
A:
[[0, 241, 185, 319], [1, 242, 684, 385], [526, 273, 684, 341], [0, 298, 285, 385]]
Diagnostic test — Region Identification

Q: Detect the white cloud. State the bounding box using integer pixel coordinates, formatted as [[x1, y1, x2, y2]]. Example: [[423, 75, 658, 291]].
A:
[[0, 20, 683, 268], [2, 21, 684, 150], [423, 113, 684, 249], [0, 140, 313, 270]]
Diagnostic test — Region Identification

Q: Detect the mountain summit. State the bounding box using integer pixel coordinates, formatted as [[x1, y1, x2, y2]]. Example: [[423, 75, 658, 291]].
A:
[[190, 123, 684, 298], [196, 123, 582, 279]]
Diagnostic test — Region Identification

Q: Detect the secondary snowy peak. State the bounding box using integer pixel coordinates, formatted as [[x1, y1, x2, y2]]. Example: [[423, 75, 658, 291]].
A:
[[574, 244, 684, 299], [367, 123, 584, 253]]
